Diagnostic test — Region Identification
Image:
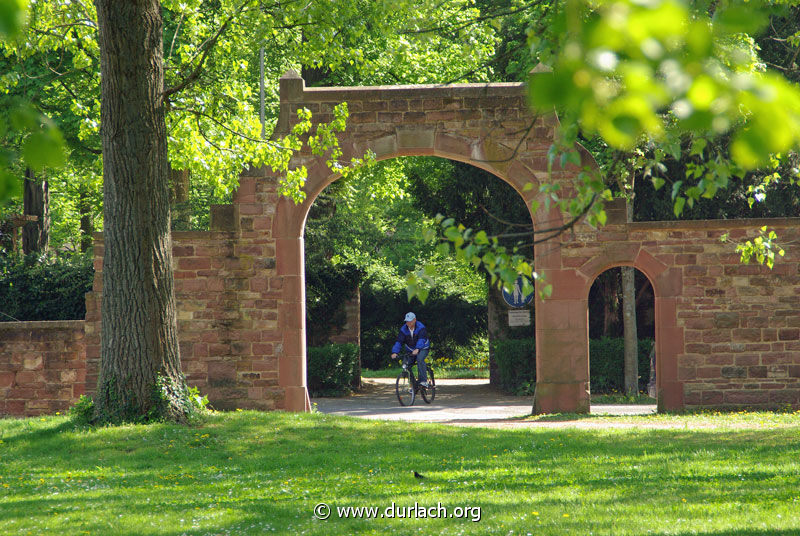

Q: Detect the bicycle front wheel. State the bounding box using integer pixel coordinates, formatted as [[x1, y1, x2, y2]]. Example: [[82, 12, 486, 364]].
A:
[[396, 371, 415, 406], [421, 366, 436, 403]]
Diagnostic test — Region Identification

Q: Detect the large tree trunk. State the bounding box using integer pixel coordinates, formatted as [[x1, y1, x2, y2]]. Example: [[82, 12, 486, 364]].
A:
[[22, 168, 49, 254], [622, 201, 638, 396], [94, 0, 188, 423]]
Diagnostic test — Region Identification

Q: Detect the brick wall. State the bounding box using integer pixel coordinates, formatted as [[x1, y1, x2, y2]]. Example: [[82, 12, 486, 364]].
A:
[[559, 213, 800, 410], [0, 321, 86, 416], [85, 225, 284, 411]]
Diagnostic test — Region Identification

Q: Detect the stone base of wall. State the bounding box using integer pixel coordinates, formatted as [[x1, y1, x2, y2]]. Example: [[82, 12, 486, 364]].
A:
[[0, 321, 86, 417]]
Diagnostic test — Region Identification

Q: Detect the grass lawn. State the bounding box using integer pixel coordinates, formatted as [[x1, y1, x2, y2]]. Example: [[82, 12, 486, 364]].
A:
[[1, 411, 799, 535]]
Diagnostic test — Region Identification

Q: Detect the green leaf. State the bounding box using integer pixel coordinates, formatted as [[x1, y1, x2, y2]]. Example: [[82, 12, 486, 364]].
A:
[[673, 196, 686, 217], [671, 180, 683, 200], [539, 284, 552, 300], [444, 226, 462, 241], [0, 0, 28, 39], [474, 230, 489, 245], [731, 128, 769, 170], [21, 129, 66, 171], [713, 5, 768, 35]]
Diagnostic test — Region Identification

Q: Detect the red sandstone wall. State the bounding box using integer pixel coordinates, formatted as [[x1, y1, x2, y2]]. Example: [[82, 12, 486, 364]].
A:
[[85, 223, 285, 411], [563, 217, 800, 410], [0, 320, 86, 416]]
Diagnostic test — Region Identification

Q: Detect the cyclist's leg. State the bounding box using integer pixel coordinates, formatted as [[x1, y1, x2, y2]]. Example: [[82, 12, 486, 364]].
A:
[[416, 348, 429, 384]]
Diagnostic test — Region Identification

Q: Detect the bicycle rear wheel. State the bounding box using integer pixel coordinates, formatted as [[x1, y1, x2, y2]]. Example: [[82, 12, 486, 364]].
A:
[[396, 371, 415, 406], [421, 366, 435, 403]]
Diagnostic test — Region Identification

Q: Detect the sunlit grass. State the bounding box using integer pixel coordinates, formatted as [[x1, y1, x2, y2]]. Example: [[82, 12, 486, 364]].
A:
[[1, 411, 799, 535]]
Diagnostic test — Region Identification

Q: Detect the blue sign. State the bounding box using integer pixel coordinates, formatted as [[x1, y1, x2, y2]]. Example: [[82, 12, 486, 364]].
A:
[[502, 276, 534, 308]]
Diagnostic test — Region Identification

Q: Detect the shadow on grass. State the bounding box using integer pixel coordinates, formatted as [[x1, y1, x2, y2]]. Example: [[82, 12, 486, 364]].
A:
[[1, 412, 798, 535]]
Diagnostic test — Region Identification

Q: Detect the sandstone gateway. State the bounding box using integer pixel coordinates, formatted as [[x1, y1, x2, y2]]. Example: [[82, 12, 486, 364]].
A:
[[2, 72, 799, 416]]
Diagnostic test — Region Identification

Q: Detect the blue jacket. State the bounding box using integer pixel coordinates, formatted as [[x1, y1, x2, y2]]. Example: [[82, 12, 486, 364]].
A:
[[391, 321, 430, 354]]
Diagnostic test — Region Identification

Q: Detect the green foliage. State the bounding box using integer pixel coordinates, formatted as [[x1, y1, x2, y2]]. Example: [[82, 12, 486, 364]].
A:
[[0, 0, 28, 39], [492, 337, 655, 395], [726, 225, 786, 269], [307, 343, 360, 397], [431, 333, 489, 370], [493, 337, 536, 395], [187, 385, 210, 412], [0, 251, 92, 321], [0, 0, 66, 204], [67, 394, 95, 424], [533, 0, 800, 168], [526, 0, 800, 239], [590, 337, 654, 393]]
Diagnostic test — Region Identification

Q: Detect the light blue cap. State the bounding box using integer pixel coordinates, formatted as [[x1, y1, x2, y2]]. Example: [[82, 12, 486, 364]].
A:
[[404, 312, 416, 322]]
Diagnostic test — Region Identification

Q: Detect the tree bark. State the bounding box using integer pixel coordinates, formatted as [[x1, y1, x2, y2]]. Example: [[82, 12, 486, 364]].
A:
[[22, 168, 49, 254], [622, 201, 638, 396], [487, 283, 506, 388], [169, 165, 191, 230], [94, 0, 188, 423], [79, 188, 93, 252]]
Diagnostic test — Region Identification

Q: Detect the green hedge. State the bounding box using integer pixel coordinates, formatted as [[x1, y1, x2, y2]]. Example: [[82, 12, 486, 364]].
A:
[[307, 343, 360, 397], [0, 252, 93, 322], [493, 337, 536, 395], [492, 337, 655, 395], [589, 337, 654, 393]]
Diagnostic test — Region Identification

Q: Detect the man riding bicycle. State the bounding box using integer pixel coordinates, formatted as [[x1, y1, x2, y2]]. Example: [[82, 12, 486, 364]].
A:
[[390, 312, 431, 387]]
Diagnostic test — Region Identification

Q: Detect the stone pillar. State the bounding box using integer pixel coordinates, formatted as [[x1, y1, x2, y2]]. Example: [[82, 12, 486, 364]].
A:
[[533, 288, 591, 414]]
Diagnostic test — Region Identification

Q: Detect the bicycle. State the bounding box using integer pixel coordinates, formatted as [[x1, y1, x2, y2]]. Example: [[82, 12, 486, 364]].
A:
[[395, 352, 436, 406]]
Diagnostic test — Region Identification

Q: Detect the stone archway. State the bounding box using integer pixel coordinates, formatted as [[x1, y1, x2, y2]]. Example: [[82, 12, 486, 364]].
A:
[[578, 245, 681, 412], [81, 72, 800, 416], [266, 70, 584, 412]]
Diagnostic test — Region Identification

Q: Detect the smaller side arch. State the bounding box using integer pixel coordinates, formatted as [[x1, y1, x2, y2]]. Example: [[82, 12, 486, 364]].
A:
[[578, 246, 685, 412]]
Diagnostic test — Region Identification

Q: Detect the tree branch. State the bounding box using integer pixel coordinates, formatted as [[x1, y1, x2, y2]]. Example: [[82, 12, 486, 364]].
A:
[[163, 0, 254, 99]]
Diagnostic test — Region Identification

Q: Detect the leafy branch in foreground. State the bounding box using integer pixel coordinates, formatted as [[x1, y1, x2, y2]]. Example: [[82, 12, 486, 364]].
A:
[[531, 0, 800, 206], [722, 226, 786, 269]]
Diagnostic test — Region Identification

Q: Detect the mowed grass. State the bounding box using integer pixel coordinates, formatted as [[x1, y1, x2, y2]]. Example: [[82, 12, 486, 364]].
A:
[[1, 411, 799, 535]]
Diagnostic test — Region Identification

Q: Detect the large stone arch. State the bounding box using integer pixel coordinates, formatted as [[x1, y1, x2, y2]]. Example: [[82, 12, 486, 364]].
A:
[[79, 72, 800, 416], [268, 70, 586, 412]]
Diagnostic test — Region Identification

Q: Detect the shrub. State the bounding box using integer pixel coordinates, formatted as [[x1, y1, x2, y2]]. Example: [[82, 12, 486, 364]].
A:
[[590, 337, 654, 393], [68, 394, 95, 424], [493, 337, 536, 394], [490, 337, 655, 396], [431, 333, 489, 370], [307, 343, 360, 397], [0, 251, 93, 321]]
